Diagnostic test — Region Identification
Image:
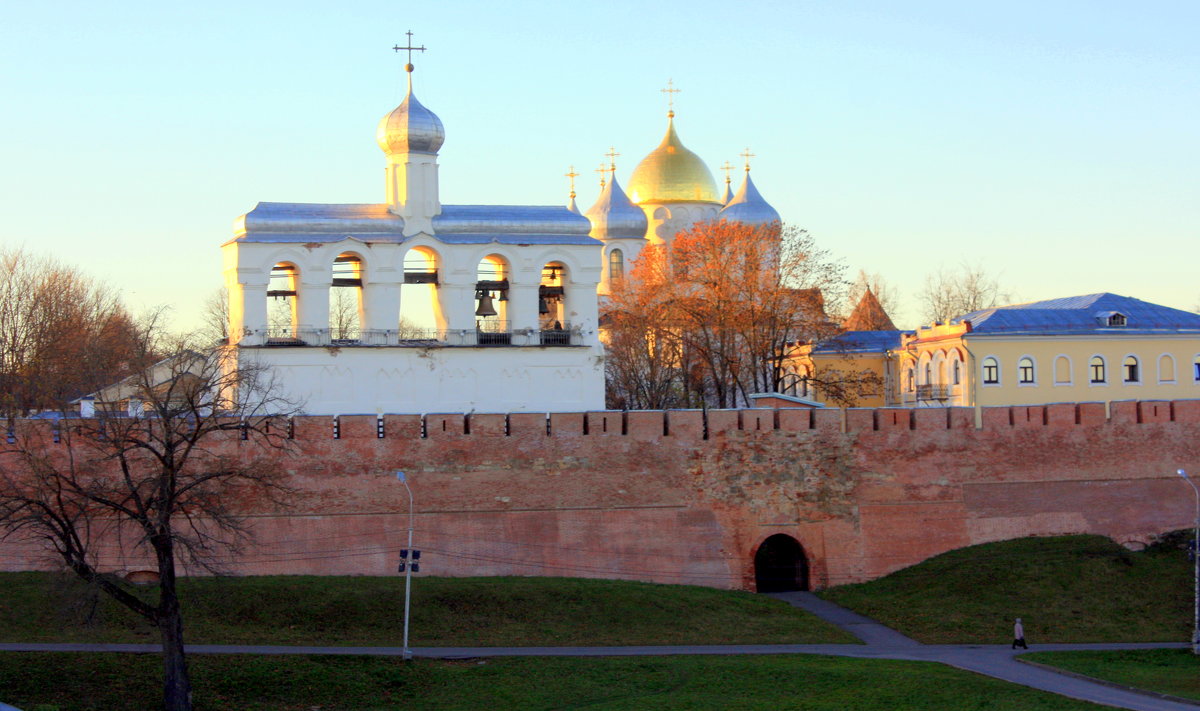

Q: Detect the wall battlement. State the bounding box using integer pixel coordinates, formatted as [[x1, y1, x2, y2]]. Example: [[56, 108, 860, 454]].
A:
[[9, 400, 1197, 445], [4, 398, 1198, 590]]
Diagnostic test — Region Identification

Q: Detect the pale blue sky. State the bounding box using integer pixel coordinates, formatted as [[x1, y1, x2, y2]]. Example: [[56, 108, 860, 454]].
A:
[[2, 1, 1196, 329]]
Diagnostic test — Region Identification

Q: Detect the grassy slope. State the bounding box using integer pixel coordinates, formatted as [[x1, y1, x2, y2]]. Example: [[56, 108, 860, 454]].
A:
[[820, 535, 1191, 643], [1024, 649, 1200, 702], [0, 653, 1107, 711], [0, 573, 855, 646]]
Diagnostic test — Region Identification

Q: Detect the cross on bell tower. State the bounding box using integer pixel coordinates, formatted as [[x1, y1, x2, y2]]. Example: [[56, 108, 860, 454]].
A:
[[393, 30, 427, 73]]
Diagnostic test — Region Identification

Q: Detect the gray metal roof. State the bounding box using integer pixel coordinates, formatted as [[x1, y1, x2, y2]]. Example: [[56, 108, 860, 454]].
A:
[[231, 202, 597, 246], [956, 293, 1200, 336]]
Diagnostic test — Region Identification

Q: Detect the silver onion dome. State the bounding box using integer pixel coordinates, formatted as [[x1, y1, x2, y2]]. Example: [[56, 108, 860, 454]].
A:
[[719, 173, 780, 225], [376, 77, 445, 155], [585, 176, 647, 240]]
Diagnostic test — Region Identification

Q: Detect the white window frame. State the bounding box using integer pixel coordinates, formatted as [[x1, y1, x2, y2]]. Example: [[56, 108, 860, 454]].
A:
[[1053, 354, 1073, 386], [1017, 355, 1037, 386]]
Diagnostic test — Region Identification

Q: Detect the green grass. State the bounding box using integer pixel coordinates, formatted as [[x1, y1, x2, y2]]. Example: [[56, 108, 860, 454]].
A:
[[0, 652, 1109, 710], [0, 573, 855, 646], [1024, 649, 1200, 702], [820, 534, 1192, 643]]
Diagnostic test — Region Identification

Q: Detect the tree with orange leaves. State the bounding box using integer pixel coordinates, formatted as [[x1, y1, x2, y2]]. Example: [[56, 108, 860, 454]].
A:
[[603, 220, 851, 409]]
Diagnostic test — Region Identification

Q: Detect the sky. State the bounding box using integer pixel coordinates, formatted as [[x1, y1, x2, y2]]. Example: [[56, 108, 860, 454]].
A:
[[2, 1, 1197, 330]]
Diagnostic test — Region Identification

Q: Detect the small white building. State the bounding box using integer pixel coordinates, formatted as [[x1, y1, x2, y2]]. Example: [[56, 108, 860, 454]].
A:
[[223, 57, 780, 415]]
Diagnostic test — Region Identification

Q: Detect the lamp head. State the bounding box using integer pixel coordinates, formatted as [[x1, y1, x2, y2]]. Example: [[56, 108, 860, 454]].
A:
[[1179, 469, 1189, 478], [397, 471, 407, 482]]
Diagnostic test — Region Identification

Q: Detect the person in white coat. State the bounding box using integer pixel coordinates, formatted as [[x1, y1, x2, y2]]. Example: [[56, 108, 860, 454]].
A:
[[1012, 618, 1028, 649]]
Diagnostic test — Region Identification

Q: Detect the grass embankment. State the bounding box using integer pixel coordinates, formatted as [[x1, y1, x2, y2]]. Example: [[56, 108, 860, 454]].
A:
[[0, 653, 1109, 711], [820, 534, 1191, 643], [1024, 649, 1200, 702], [0, 573, 854, 646]]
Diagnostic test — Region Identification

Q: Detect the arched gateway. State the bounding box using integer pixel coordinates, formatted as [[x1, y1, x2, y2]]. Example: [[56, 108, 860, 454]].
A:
[[753, 534, 809, 592]]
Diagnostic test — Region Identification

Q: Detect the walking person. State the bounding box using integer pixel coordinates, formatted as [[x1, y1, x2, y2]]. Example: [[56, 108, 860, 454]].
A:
[[1012, 618, 1028, 649]]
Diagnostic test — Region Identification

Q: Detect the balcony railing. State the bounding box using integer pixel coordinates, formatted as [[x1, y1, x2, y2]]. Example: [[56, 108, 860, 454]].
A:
[[916, 384, 950, 401], [247, 323, 585, 348]]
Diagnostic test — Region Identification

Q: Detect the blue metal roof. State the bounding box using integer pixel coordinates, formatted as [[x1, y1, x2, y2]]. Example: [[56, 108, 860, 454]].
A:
[[956, 293, 1200, 336], [812, 330, 907, 354]]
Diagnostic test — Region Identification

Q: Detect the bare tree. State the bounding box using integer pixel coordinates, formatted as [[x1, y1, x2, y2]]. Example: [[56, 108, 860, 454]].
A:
[[0, 248, 151, 416], [198, 287, 229, 347], [604, 222, 851, 408], [0, 338, 299, 711], [329, 287, 360, 340], [844, 270, 900, 323], [919, 262, 1011, 325]]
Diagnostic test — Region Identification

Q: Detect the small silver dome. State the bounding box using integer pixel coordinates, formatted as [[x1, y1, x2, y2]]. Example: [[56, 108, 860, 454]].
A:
[[585, 177, 647, 240], [376, 77, 445, 155], [719, 173, 780, 225]]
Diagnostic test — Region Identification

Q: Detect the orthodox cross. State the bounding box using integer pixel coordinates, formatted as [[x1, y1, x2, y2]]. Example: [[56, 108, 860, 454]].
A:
[[740, 147, 756, 172], [661, 79, 680, 115], [720, 160, 735, 186], [604, 146, 620, 175], [565, 166, 579, 199], [393, 30, 427, 72], [595, 162, 608, 189]]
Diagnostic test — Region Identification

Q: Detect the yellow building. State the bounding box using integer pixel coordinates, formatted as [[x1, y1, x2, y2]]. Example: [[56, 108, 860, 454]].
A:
[[782, 289, 906, 407], [897, 293, 1200, 407]]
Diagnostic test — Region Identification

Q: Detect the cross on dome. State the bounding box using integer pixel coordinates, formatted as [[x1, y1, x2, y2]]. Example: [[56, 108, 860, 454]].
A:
[[720, 161, 735, 186], [392, 30, 427, 73], [740, 147, 755, 172], [605, 146, 620, 175], [565, 166, 579, 199], [661, 79, 680, 118], [595, 162, 608, 188]]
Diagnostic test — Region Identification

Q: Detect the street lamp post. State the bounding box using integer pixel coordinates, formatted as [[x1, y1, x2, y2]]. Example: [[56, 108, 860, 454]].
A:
[[1177, 469, 1200, 655], [398, 470, 414, 661]]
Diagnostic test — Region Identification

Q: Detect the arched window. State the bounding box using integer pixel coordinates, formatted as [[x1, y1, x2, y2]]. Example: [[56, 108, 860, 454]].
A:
[[952, 360, 961, 385], [1123, 355, 1140, 383], [1194, 355, 1200, 383], [400, 247, 441, 338], [539, 261, 569, 344], [476, 255, 511, 344], [330, 253, 363, 341], [924, 364, 931, 384], [266, 262, 299, 339], [1158, 354, 1176, 383], [1018, 357, 1035, 384], [608, 249, 624, 284], [1090, 356, 1107, 384], [906, 368, 915, 392], [1054, 355, 1071, 384], [982, 357, 999, 385]]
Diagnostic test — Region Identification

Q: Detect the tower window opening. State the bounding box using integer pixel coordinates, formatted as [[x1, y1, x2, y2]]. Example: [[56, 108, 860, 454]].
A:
[[330, 253, 364, 342]]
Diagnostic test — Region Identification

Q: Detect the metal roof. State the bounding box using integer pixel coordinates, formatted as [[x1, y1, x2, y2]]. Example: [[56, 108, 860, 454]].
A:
[[231, 202, 596, 246], [956, 293, 1200, 336], [812, 330, 907, 354]]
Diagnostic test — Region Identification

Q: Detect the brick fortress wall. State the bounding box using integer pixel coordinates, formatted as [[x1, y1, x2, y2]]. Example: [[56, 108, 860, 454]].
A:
[[3, 400, 1198, 590]]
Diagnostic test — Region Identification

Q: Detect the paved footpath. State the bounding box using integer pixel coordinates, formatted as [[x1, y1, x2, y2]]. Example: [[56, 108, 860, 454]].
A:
[[1, 593, 1195, 711]]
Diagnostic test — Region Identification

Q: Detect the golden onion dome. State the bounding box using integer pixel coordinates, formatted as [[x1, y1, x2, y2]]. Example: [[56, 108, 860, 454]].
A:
[[627, 114, 721, 205], [376, 75, 445, 156]]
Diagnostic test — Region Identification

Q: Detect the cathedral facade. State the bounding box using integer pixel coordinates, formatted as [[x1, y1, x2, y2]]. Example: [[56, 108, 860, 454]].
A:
[[222, 63, 778, 415]]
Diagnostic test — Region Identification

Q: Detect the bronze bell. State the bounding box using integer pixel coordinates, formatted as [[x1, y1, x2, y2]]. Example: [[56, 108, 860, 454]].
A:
[[475, 291, 498, 317]]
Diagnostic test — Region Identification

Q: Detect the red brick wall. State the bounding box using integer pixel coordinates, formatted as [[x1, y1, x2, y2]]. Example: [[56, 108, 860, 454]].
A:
[[3, 400, 1199, 590]]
